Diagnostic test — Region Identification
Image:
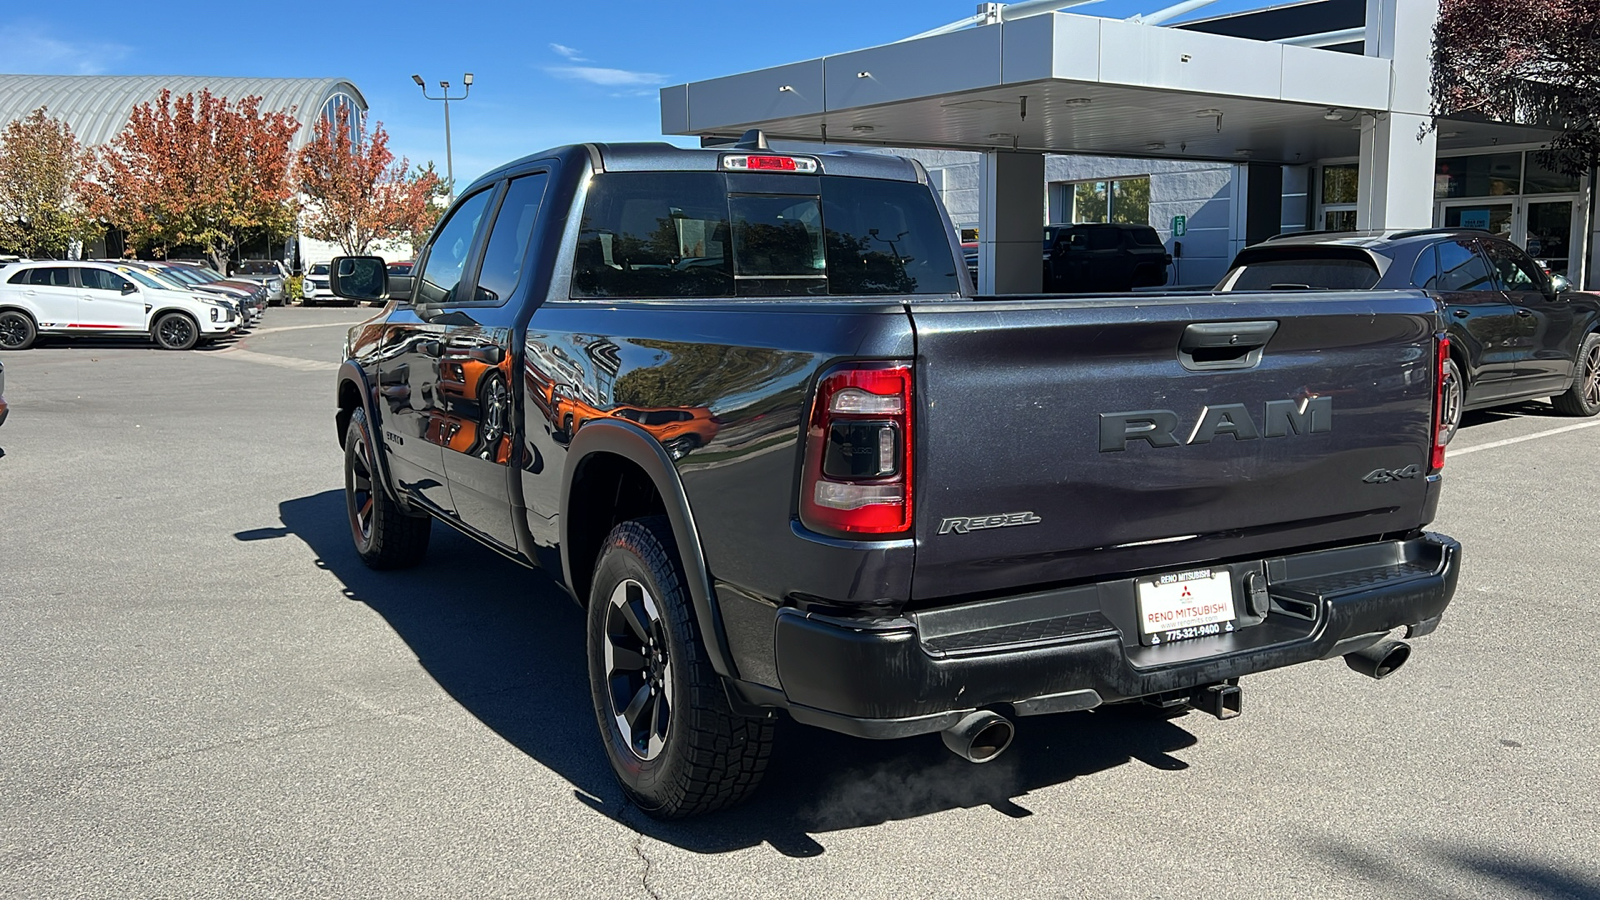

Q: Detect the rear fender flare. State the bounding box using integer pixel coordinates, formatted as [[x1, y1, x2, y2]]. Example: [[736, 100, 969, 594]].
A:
[[560, 419, 735, 679]]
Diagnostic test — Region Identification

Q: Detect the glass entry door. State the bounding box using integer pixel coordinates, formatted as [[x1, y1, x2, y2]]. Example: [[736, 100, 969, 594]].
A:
[[1436, 197, 1581, 278], [1441, 202, 1514, 239], [1523, 198, 1575, 277]]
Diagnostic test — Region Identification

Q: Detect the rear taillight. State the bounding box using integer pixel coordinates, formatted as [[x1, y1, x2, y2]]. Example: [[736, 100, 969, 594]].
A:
[[800, 362, 913, 535], [1431, 335, 1450, 473]]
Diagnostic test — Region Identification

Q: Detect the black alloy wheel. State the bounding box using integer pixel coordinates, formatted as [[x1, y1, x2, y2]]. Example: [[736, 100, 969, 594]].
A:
[[0, 311, 36, 350], [343, 407, 432, 568], [586, 517, 774, 818], [603, 578, 676, 761], [153, 313, 198, 351], [1552, 334, 1600, 417]]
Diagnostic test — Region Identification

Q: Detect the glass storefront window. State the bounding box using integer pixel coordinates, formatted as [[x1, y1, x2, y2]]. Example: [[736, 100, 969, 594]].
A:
[[1434, 153, 1522, 199], [1109, 178, 1150, 225], [1073, 181, 1108, 223], [1322, 164, 1358, 204], [1523, 153, 1582, 194], [1067, 177, 1149, 225], [1323, 209, 1357, 232]]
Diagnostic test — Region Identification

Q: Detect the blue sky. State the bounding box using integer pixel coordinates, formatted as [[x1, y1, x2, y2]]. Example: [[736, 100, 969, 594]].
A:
[[4, 0, 1270, 186]]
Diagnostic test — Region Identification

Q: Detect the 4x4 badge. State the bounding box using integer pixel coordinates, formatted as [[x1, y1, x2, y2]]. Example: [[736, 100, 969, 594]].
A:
[[1363, 464, 1421, 484]]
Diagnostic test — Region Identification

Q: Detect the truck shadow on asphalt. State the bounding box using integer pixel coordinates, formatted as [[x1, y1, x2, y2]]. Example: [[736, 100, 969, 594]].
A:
[[271, 489, 1204, 857]]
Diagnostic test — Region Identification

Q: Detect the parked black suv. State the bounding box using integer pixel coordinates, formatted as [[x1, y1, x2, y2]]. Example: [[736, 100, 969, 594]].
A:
[[1044, 223, 1171, 292], [1218, 229, 1600, 441]]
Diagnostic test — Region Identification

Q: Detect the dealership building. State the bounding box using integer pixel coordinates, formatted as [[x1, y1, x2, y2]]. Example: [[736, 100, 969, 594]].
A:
[[661, 0, 1590, 290], [0, 74, 367, 265]]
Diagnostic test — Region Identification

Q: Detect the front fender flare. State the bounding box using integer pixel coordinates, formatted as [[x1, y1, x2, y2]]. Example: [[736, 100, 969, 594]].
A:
[[336, 360, 401, 506], [560, 419, 735, 680]]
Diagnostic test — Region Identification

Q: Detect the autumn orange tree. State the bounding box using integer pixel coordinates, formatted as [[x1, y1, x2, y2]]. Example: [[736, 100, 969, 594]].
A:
[[0, 107, 98, 258], [91, 89, 299, 268], [297, 110, 442, 256]]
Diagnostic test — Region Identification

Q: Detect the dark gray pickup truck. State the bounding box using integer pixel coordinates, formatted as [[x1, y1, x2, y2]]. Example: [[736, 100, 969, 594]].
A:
[[329, 134, 1461, 818]]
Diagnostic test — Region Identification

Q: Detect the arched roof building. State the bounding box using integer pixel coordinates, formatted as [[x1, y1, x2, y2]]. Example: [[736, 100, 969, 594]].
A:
[[0, 74, 366, 149]]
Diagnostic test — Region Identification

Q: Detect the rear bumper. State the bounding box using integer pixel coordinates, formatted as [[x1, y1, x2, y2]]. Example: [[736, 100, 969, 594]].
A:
[[762, 533, 1460, 739]]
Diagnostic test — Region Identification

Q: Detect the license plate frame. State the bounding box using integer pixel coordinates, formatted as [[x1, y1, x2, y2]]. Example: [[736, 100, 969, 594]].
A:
[[1136, 567, 1238, 646]]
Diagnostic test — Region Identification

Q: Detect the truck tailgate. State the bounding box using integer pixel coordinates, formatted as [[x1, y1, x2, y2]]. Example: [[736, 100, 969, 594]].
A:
[[907, 291, 1440, 601]]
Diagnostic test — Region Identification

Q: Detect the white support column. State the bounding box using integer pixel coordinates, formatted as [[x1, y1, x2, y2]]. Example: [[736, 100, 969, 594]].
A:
[[1358, 0, 1440, 230], [1356, 113, 1437, 229], [978, 151, 1045, 294]]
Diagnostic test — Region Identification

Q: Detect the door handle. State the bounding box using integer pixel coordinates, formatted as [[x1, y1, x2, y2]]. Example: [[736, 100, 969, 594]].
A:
[[1452, 309, 1470, 318], [1516, 309, 1534, 318], [1178, 320, 1279, 371]]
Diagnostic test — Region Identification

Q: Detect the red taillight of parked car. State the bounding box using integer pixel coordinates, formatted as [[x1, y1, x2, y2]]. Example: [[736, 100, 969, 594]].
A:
[[1431, 335, 1450, 473], [800, 362, 914, 535]]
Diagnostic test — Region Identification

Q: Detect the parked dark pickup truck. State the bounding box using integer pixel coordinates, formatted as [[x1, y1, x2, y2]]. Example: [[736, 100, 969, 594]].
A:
[[330, 134, 1461, 819]]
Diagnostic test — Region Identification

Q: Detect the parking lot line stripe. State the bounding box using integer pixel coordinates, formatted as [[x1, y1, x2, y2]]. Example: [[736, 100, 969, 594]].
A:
[[1451, 419, 1600, 457], [245, 321, 365, 336], [208, 347, 337, 372]]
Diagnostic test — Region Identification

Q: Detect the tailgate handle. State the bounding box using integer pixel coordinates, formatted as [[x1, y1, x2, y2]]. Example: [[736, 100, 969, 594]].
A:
[[1178, 320, 1279, 371]]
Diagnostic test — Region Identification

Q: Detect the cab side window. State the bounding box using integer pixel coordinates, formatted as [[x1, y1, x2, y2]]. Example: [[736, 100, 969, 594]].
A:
[[1480, 240, 1545, 292], [1434, 240, 1495, 292], [473, 173, 550, 305], [79, 268, 132, 292], [415, 188, 494, 305]]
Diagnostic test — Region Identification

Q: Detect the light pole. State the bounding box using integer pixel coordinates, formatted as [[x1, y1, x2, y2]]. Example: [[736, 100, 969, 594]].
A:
[[411, 72, 473, 200]]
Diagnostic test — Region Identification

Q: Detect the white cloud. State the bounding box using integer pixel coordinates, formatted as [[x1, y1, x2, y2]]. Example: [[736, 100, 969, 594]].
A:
[[544, 66, 668, 87], [549, 43, 588, 61], [0, 23, 131, 75]]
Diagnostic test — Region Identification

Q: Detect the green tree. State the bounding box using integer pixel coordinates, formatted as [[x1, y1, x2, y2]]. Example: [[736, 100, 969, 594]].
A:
[[0, 107, 98, 258]]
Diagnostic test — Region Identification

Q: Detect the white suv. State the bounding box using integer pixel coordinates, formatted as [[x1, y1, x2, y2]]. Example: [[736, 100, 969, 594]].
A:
[[0, 260, 239, 351], [302, 261, 339, 305]]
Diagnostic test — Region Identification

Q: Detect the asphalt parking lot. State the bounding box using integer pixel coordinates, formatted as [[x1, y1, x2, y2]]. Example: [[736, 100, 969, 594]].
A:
[[2, 306, 1597, 899]]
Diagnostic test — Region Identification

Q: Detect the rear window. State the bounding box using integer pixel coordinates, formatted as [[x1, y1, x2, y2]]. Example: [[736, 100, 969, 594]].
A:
[[235, 261, 279, 275], [571, 172, 959, 298], [1222, 249, 1382, 291]]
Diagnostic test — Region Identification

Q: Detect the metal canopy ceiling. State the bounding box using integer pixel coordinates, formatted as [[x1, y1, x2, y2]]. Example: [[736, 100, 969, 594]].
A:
[[662, 10, 1556, 166]]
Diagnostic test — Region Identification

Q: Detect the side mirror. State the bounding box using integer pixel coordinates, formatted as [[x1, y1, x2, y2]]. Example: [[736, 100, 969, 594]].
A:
[[330, 256, 388, 301], [1550, 273, 1571, 293], [120, 281, 137, 295]]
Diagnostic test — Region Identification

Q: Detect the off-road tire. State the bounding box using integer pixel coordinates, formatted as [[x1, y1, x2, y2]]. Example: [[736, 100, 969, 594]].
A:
[[152, 312, 199, 351], [587, 516, 774, 819], [0, 310, 38, 351], [1551, 333, 1600, 417], [1441, 357, 1465, 444], [344, 407, 432, 568]]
